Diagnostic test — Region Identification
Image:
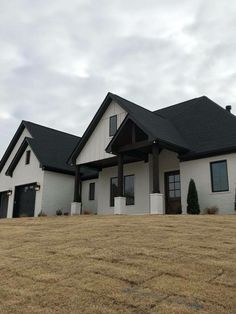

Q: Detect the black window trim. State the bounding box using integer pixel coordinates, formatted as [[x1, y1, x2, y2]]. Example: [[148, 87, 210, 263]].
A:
[[110, 175, 135, 207], [89, 182, 95, 201], [124, 174, 135, 206], [25, 150, 31, 165], [210, 159, 229, 193], [109, 115, 117, 137]]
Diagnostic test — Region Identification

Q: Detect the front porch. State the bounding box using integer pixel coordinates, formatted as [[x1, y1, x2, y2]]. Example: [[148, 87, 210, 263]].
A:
[[71, 119, 186, 215]]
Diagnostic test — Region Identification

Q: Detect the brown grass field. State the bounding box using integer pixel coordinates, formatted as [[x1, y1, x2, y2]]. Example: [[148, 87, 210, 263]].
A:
[[0, 215, 235, 314]]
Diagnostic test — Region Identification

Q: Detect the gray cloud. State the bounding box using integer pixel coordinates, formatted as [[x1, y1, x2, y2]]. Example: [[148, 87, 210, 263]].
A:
[[0, 0, 236, 157]]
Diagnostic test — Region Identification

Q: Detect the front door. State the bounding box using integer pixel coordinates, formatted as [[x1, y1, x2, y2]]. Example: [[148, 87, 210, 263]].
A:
[[0, 192, 9, 218], [165, 170, 181, 214], [13, 183, 36, 218]]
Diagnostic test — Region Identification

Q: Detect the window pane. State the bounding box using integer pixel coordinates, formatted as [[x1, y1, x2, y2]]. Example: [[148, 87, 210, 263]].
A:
[[169, 183, 175, 190], [124, 175, 134, 205], [109, 115, 117, 136], [169, 190, 175, 198], [110, 177, 118, 206], [211, 161, 229, 192], [25, 150, 31, 165], [169, 175, 174, 183], [175, 182, 180, 190], [175, 174, 180, 182], [175, 190, 181, 197]]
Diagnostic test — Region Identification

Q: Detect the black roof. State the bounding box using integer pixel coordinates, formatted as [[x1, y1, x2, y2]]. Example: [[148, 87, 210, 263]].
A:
[[1, 121, 81, 175], [155, 96, 236, 160], [71, 92, 236, 162]]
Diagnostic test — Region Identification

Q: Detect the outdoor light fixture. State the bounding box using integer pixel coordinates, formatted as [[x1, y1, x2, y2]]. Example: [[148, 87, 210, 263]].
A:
[[7, 189, 12, 196], [35, 184, 40, 191]]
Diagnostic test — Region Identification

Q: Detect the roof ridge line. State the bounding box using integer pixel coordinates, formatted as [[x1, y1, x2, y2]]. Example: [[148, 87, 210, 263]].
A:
[[23, 120, 81, 139]]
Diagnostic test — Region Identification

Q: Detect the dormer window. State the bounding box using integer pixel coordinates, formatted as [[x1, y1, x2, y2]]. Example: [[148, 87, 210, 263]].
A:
[[109, 115, 117, 137], [25, 150, 31, 165]]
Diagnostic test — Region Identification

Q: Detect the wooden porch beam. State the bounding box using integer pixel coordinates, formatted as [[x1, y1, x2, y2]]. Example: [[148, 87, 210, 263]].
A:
[[152, 142, 160, 193], [117, 154, 124, 197], [74, 165, 82, 202]]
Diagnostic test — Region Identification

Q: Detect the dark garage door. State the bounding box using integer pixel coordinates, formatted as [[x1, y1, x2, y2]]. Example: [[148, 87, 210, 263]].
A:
[[13, 183, 36, 218], [0, 192, 9, 218]]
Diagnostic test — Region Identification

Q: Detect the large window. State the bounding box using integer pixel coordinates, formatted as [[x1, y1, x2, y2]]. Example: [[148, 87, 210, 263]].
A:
[[110, 177, 118, 206], [25, 150, 31, 165], [110, 175, 135, 206], [124, 175, 135, 205], [89, 182, 95, 200], [210, 160, 229, 192], [109, 115, 117, 136]]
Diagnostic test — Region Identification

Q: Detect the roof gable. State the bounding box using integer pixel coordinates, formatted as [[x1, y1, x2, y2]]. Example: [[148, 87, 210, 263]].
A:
[[70, 92, 189, 163], [0, 121, 81, 175]]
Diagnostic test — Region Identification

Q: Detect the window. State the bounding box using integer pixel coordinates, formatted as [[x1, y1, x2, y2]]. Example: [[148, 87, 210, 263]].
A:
[[110, 175, 135, 206], [25, 150, 31, 165], [109, 115, 117, 136], [89, 182, 95, 200], [124, 175, 135, 205], [210, 160, 229, 192], [110, 177, 118, 206], [167, 173, 181, 198]]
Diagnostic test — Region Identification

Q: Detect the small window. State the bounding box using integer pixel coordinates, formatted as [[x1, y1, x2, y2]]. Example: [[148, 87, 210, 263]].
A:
[[210, 160, 229, 192], [89, 182, 95, 200], [109, 115, 117, 136], [110, 177, 118, 207], [25, 150, 31, 165], [124, 175, 135, 205]]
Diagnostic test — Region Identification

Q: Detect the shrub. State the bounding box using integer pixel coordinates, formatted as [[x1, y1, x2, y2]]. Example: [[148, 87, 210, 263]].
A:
[[187, 179, 200, 215], [38, 210, 47, 217], [56, 209, 63, 216], [64, 212, 69, 216], [204, 206, 219, 215], [83, 209, 92, 215]]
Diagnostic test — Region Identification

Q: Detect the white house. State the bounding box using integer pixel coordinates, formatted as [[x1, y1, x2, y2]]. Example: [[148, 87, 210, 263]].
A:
[[0, 121, 81, 218], [69, 92, 236, 215]]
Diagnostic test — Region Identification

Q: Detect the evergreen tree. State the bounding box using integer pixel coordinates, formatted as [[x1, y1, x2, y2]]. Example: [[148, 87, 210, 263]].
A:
[[187, 179, 200, 214]]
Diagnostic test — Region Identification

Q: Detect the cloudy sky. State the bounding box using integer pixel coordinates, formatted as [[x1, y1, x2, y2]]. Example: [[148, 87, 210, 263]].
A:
[[0, 0, 236, 158]]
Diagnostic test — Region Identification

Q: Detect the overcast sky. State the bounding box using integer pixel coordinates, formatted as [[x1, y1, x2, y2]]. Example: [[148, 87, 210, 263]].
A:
[[0, 0, 236, 158]]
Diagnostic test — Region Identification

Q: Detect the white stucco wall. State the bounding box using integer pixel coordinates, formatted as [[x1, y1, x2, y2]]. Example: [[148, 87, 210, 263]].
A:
[[180, 153, 236, 214], [76, 101, 127, 164], [81, 179, 98, 214], [96, 161, 150, 215], [41, 171, 74, 216]]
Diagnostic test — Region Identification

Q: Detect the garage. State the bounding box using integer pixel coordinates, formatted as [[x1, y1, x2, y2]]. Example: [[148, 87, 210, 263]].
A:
[[0, 192, 9, 218], [13, 183, 36, 218]]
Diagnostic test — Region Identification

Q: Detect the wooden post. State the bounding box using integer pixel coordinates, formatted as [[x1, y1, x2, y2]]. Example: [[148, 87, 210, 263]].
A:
[[152, 142, 160, 193], [74, 165, 81, 202], [117, 154, 124, 197]]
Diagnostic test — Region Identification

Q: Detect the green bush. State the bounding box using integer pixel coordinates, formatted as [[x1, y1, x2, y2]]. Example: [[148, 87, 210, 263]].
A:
[[187, 179, 200, 215], [204, 206, 219, 215]]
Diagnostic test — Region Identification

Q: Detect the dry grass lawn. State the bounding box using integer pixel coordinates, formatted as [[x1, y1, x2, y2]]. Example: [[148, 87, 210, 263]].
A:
[[0, 215, 235, 314]]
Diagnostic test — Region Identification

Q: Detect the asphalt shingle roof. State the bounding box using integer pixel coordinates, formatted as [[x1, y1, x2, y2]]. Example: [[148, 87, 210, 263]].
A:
[[154, 96, 236, 159], [23, 121, 81, 173]]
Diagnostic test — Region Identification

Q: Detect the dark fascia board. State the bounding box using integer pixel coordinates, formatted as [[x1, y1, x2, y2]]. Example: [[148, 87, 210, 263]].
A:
[[106, 115, 188, 155], [0, 121, 27, 173], [5, 138, 31, 177], [179, 146, 236, 162], [42, 165, 75, 176], [68, 92, 115, 164], [106, 115, 153, 153]]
